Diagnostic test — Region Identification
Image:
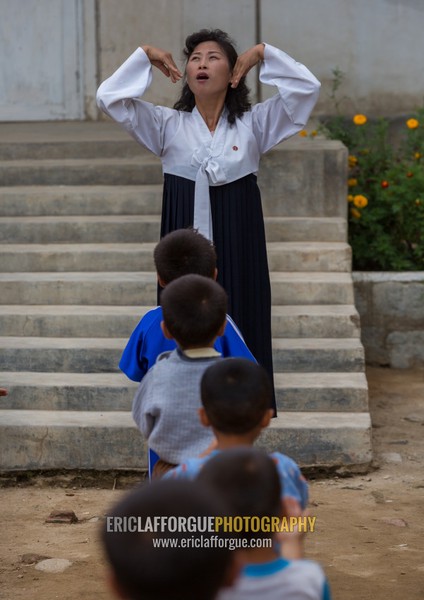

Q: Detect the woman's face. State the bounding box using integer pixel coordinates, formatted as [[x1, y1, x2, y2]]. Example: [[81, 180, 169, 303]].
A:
[[185, 41, 232, 99]]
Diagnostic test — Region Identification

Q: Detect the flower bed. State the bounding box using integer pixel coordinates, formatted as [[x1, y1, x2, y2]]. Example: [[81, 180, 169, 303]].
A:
[[310, 70, 424, 271]]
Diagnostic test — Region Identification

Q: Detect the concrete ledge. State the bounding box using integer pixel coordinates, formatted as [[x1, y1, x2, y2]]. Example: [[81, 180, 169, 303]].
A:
[[257, 412, 372, 468], [259, 138, 348, 218], [0, 410, 372, 471], [353, 272, 424, 368], [0, 410, 147, 470]]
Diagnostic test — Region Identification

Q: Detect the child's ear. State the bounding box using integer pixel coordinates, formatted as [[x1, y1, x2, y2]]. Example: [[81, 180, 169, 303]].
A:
[[222, 552, 243, 588], [157, 274, 167, 288], [198, 407, 211, 427], [260, 408, 274, 429], [216, 319, 226, 338], [160, 320, 173, 340], [107, 569, 128, 599], [213, 267, 218, 281]]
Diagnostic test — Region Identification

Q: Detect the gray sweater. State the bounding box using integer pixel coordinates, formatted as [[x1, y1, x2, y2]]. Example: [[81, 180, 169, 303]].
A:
[[132, 348, 221, 463]]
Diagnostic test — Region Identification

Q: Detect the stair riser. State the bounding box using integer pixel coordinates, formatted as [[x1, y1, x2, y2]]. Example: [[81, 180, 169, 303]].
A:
[[0, 347, 122, 373], [0, 312, 360, 338], [0, 187, 162, 217], [0, 280, 157, 305], [267, 248, 351, 272], [0, 222, 160, 244], [0, 345, 364, 373], [0, 220, 344, 246], [272, 282, 354, 305], [0, 251, 155, 273], [0, 247, 350, 273], [271, 313, 360, 338], [0, 386, 134, 412], [278, 386, 368, 412], [0, 217, 160, 245], [0, 163, 163, 186], [0, 424, 148, 470], [257, 421, 372, 467], [265, 220, 347, 242], [0, 314, 141, 338], [0, 141, 143, 161], [0, 280, 354, 305], [0, 419, 372, 470], [0, 383, 369, 412], [272, 346, 365, 372]]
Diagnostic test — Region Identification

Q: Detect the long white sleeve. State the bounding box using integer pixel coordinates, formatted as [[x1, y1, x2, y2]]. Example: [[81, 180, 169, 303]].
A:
[[250, 44, 321, 153], [96, 48, 178, 156]]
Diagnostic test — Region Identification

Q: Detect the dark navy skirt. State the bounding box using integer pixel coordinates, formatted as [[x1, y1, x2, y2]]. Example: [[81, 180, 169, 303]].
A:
[[160, 173, 276, 413]]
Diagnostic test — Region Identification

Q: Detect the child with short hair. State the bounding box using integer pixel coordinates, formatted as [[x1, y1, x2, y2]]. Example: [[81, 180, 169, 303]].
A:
[[132, 274, 227, 477], [119, 228, 256, 383], [197, 447, 332, 600], [102, 478, 239, 600], [165, 358, 308, 511]]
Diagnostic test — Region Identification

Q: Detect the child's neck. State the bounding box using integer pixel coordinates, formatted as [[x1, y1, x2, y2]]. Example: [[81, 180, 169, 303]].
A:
[[238, 544, 280, 565], [178, 338, 217, 353], [215, 432, 258, 450]]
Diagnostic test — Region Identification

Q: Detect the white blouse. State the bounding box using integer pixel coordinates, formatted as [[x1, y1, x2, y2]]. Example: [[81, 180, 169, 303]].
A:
[[97, 44, 320, 239]]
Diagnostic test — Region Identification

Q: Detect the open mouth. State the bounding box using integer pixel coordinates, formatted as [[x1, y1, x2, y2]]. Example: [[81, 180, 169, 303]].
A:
[[196, 73, 209, 81]]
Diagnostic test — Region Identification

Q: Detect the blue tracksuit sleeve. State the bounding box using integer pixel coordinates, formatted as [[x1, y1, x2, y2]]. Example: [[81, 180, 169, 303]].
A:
[[119, 307, 176, 382], [214, 315, 257, 362]]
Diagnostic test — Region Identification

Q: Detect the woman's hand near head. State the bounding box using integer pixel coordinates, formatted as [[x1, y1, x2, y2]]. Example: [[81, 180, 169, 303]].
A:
[[230, 43, 265, 88], [141, 45, 183, 83]]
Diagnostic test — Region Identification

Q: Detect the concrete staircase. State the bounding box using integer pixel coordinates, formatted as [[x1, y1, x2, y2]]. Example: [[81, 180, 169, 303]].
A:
[[0, 123, 372, 471]]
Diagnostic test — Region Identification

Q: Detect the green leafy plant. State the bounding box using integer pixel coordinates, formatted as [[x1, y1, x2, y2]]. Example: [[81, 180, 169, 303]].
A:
[[317, 69, 424, 270]]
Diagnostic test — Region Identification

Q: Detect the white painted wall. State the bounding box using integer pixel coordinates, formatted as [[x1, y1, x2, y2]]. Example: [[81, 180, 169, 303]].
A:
[[261, 0, 424, 116], [98, 0, 424, 117], [97, 0, 258, 107], [1, 0, 422, 120], [0, 0, 85, 120]]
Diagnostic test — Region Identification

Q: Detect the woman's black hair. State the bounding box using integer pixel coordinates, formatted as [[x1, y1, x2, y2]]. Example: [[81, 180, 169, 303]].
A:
[[173, 29, 251, 125]]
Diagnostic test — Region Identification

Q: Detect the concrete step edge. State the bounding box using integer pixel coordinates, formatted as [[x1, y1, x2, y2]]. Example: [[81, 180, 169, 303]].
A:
[[0, 242, 350, 252], [272, 338, 364, 349], [0, 157, 161, 167], [0, 370, 367, 388], [0, 371, 136, 387], [0, 409, 372, 431], [0, 336, 364, 350], [0, 304, 357, 316], [274, 371, 368, 387], [272, 305, 359, 316], [0, 271, 354, 281]]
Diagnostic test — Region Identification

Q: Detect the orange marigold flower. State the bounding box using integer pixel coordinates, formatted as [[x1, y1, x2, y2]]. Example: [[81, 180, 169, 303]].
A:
[[353, 114, 367, 126], [415, 152, 422, 159], [407, 171, 414, 178], [350, 208, 361, 219], [348, 178, 358, 187], [353, 194, 368, 208], [347, 195, 354, 203], [310, 130, 318, 137], [299, 130, 308, 137], [406, 118, 419, 129], [381, 180, 389, 189], [348, 155, 358, 168]]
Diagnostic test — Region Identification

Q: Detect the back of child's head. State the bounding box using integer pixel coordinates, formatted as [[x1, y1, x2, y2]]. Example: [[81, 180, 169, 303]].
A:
[[161, 274, 227, 348], [154, 228, 217, 284], [102, 479, 234, 600], [201, 358, 272, 434], [197, 447, 282, 542]]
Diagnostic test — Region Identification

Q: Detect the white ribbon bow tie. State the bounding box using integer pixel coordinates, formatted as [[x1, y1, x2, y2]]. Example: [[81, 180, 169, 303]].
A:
[[191, 148, 227, 241]]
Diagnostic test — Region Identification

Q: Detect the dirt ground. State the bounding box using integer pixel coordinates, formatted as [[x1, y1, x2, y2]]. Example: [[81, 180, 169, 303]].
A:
[[1, 366, 423, 600]]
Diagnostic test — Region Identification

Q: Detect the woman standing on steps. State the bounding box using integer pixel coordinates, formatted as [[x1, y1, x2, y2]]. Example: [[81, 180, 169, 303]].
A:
[[97, 28, 320, 413]]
